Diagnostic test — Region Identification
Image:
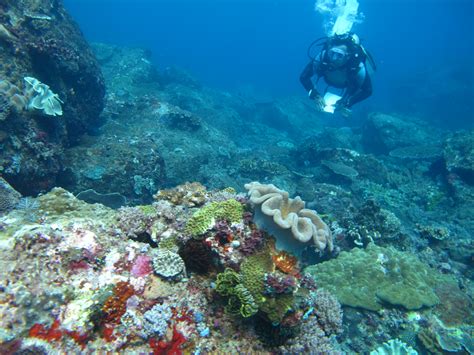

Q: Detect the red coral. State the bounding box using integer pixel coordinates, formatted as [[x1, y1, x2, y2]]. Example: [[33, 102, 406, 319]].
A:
[[69, 259, 90, 272], [65, 330, 90, 348], [102, 281, 135, 324], [272, 250, 300, 276], [102, 325, 116, 342], [29, 319, 91, 347], [29, 319, 62, 342], [172, 306, 194, 323], [149, 326, 186, 355]]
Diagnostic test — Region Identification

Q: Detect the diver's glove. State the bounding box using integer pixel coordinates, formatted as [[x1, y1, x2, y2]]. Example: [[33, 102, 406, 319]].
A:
[[308, 89, 325, 111], [335, 100, 352, 117]]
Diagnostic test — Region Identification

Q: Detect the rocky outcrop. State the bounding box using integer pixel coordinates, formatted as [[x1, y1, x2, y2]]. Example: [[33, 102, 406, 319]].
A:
[[0, 0, 105, 194]]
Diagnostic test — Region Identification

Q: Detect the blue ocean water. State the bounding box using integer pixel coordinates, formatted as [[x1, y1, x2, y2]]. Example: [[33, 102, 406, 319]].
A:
[[64, 0, 473, 128]]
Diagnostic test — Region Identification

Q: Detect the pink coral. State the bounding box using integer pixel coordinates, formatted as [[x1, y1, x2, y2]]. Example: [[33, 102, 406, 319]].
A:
[[131, 255, 153, 277]]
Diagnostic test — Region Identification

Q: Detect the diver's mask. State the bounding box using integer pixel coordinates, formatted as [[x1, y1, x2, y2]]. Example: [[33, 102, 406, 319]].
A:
[[327, 46, 348, 67]]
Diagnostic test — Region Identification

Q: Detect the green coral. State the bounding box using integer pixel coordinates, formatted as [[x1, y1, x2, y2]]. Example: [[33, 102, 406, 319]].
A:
[[215, 249, 296, 323], [185, 199, 244, 237], [260, 294, 295, 324], [370, 339, 418, 355], [216, 268, 241, 296], [241, 251, 294, 323], [216, 268, 258, 318], [305, 243, 454, 311], [138, 204, 156, 216], [231, 284, 259, 318], [158, 236, 178, 251], [240, 252, 273, 307]]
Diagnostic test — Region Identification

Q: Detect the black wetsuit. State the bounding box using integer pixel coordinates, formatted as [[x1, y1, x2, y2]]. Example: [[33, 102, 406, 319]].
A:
[[300, 50, 372, 108]]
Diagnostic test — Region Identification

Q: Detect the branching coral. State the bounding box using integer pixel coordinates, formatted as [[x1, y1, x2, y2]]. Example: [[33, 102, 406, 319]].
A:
[[143, 303, 173, 337]]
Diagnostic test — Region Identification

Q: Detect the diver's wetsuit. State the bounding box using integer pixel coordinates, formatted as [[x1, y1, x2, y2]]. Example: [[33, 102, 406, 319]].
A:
[[300, 54, 372, 108]]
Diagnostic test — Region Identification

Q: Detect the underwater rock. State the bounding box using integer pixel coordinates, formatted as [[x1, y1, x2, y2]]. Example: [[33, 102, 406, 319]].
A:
[[75, 189, 127, 209], [61, 138, 166, 205], [0, 0, 105, 194], [361, 112, 439, 155], [0, 177, 21, 214], [443, 130, 474, 186], [91, 43, 159, 87]]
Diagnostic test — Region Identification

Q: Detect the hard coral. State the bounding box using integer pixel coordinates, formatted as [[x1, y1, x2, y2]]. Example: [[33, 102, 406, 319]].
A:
[[305, 243, 455, 311], [185, 199, 244, 238], [311, 289, 343, 335], [152, 249, 186, 278], [154, 182, 208, 207], [215, 268, 258, 318], [143, 303, 173, 337]]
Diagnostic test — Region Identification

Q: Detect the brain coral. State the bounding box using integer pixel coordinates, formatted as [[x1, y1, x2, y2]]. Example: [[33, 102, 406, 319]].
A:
[[244, 182, 333, 258], [305, 243, 455, 311]]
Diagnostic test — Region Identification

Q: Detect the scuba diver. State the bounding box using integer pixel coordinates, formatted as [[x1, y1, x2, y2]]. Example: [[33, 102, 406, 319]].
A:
[[300, 32, 376, 116]]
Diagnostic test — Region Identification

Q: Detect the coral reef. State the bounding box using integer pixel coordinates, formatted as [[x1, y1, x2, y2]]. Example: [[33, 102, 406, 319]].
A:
[[0, 1, 472, 351], [154, 182, 208, 207], [179, 238, 217, 274]]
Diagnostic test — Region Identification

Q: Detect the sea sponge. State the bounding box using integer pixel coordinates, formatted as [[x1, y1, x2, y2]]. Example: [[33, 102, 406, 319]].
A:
[[185, 199, 244, 238], [244, 182, 332, 257]]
